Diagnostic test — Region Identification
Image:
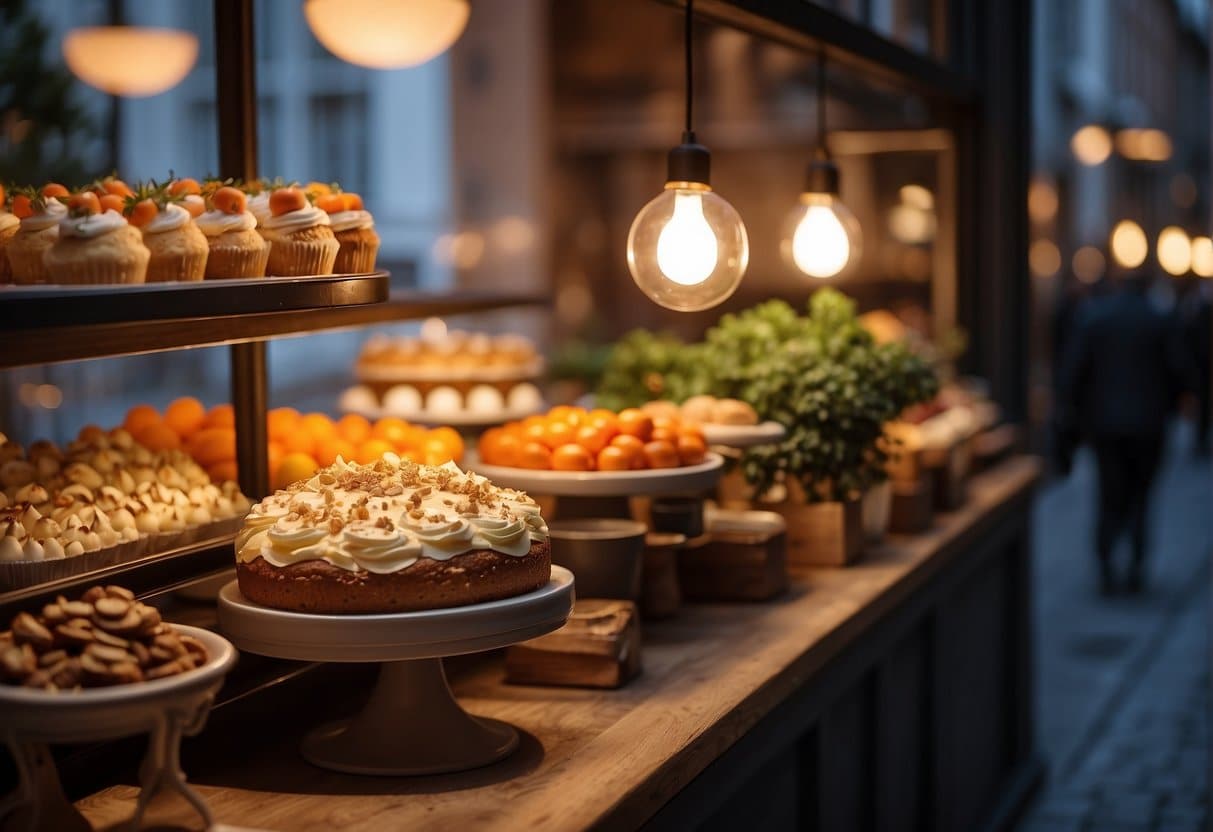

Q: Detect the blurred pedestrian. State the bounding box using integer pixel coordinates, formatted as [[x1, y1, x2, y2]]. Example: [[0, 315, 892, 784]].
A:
[[1057, 273, 1194, 593]]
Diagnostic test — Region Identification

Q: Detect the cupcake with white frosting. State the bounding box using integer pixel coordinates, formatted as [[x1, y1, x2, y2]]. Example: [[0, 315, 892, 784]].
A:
[[197, 186, 269, 278], [43, 191, 149, 285], [6, 188, 67, 284], [316, 190, 380, 273], [127, 182, 209, 282], [0, 185, 19, 284], [262, 186, 339, 276]]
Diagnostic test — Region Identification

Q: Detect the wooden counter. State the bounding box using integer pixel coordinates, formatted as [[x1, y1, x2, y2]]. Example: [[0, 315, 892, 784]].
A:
[[78, 456, 1041, 832]]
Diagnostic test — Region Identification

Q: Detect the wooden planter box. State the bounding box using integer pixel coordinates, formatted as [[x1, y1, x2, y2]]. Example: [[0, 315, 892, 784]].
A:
[[678, 511, 788, 602], [764, 481, 864, 567], [889, 473, 934, 534]]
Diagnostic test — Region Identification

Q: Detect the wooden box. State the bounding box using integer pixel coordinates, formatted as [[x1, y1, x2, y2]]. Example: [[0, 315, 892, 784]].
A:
[[641, 533, 684, 620], [505, 600, 641, 689], [889, 474, 934, 534], [678, 510, 788, 602], [763, 481, 863, 567]]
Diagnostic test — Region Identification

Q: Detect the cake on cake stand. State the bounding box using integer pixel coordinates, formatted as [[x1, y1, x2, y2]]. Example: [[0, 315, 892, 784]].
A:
[[216, 566, 574, 776]]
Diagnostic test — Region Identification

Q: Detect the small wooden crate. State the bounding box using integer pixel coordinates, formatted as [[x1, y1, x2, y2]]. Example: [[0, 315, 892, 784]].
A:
[[889, 474, 934, 534], [770, 485, 864, 567], [505, 599, 642, 689], [678, 511, 788, 602]]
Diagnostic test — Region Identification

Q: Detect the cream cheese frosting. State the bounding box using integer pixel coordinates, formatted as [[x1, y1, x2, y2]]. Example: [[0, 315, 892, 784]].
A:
[[248, 192, 271, 225], [60, 209, 126, 240], [20, 199, 66, 232], [327, 210, 374, 233], [197, 209, 257, 236], [142, 203, 191, 235], [260, 205, 330, 237], [237, 456, 547, 574]]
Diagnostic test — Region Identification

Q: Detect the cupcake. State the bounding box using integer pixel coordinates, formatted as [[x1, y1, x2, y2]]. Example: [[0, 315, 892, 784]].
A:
[[169, 178, 206, 219], [0, 186, 19, 285], [43, 192, 150, 285], [128, 183, 209, 282], [245, 179, 275, 228], [197, 186, 269, 279], [317, 191, 380, 273], [261, 187, 339, 276], [6, 187, 67, 285]]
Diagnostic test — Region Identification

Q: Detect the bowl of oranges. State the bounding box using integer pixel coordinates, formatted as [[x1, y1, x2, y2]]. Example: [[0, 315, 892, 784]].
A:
[[472, 405, 723, 496]]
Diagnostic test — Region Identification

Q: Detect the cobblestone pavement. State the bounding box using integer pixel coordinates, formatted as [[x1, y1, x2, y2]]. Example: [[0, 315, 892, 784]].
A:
[[1017, 425, 1211, 832]]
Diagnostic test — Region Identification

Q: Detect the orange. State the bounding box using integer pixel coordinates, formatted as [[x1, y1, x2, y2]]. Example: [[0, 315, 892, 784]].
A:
[[314, 436, 357, 466], [396, 448, 420, 464], [643, 439, 679, 469], [300, 412, 336, 440], [164, 397, 207, 438], [521, 421, 548, 446], [597, 445, 633, 471], [541, 420, 576, 451], [187, 428, 236, 467], [355, 438, 395, 465], [123, 404, 161, 436], [617, 408, 654, 442], [77, 424, 106, 443], [267, 407, 300, 440], [426, 426, 464, 460], [480, 430, 521, 467], [651, 426, 678, 443], [279, 427, 315, 457], [552, 444, 594, 471], [676, 434, 707, 465], [422, 438, 454, 466], [521, 414, 547, 430], [372, 416, 409, 443], [478, 427, 507, 464], [267, 441, 284, 480], [204, 403, 235, 429], [574, 424, 611, 455], [517, 441, 552, 470], [273, 452, 318, 491], [547, 405, 579, 425], [207, 460, 239, 484], [133, 423, 181, 452], [336, 413, 372, 445], [610, 434, 645, 459]]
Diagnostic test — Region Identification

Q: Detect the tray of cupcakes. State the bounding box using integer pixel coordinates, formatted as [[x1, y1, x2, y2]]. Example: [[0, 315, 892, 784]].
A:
[[0, 176, 385, 326]]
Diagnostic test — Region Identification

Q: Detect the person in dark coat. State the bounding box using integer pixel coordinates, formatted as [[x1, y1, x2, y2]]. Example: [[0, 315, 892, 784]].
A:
[[1058, 273, 1193, 593]]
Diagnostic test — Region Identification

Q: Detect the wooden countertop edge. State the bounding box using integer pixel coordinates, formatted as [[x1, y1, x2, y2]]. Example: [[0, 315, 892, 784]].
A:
[[75, 456, 1042, 831]]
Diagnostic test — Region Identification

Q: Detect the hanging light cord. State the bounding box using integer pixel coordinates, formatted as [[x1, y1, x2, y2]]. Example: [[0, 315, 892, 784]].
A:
[[816, 48, 828, 157], [684, 0, 694, 136]]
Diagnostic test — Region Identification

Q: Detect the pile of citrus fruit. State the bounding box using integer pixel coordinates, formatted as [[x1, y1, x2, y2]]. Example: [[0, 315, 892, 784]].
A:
[[477, 405, 707, 472], [118, 399, 464, 492]]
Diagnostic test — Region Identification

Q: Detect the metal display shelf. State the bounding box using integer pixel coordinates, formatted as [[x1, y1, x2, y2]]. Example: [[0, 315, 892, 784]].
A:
[[0, 274, 547, 369]]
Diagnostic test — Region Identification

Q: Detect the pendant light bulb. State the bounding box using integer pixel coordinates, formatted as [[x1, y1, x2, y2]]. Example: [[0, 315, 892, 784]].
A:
[[625, 0, 748, 311], [783, 190, 862, 279]]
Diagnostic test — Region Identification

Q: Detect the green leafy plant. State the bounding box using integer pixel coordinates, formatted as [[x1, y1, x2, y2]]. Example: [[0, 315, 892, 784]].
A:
[[595, 289, 939, 503]]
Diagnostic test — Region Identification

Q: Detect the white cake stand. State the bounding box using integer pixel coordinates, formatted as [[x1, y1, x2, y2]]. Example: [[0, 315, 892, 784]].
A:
[[216, 566, 574, 776], [469, 453, 724, 520], [700, 421, 786, 449], [0, 626, 236, 832]]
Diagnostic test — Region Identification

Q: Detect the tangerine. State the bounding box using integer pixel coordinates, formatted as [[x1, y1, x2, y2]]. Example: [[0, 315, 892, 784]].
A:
[[204, 403, 235, 429], [517, 441, 552, 470], [596, 445, 633, 471], [426, 426, 464, 460], [164, 396, 207, 438], [617, 408, 654, 442], [642, 439, 680, 469], [207, 460, 239, 484], [336, 413, 372, 444], [274, 452, 318, 491], [552, 444, 594, 471], [187, 428, 236, 467], [354, 438, 395, 465], [133, 423, 181, 452], [267, 407, 300, 440], [123, 404, 160, 436], [315, 436, 357, 466]]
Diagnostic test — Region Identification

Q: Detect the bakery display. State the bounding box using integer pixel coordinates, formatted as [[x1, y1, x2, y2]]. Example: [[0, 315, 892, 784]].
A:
[[351, 321, 546, 422], [0, 422, 250, 577], [261, 186, 340, 276], [0, 585, 208, 690], [477, 405, 708, 471], [235, 455, 551, 614]]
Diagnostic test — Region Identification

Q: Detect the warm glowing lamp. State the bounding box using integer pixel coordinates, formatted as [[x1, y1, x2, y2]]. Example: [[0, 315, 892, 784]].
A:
[[1116, 128, 1172, 162], [305, 0, 469, 69], [1190, 237, 1213, 278], [1157, 226, 1191, 276], [626, 0, 748, 311], [63, 27, 198, 97], [1110, 220, 1148, 269], [1071, 125, 1114, 166], [781, 52, 862, 279]]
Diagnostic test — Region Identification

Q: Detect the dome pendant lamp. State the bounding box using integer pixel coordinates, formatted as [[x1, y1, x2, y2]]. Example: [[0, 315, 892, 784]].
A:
[[626, 0, 749, 312], [782, 50, 862, 280]]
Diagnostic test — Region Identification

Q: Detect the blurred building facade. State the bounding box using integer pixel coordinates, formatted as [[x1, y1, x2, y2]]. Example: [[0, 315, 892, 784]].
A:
[[1029, 0, 1210, 418]]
